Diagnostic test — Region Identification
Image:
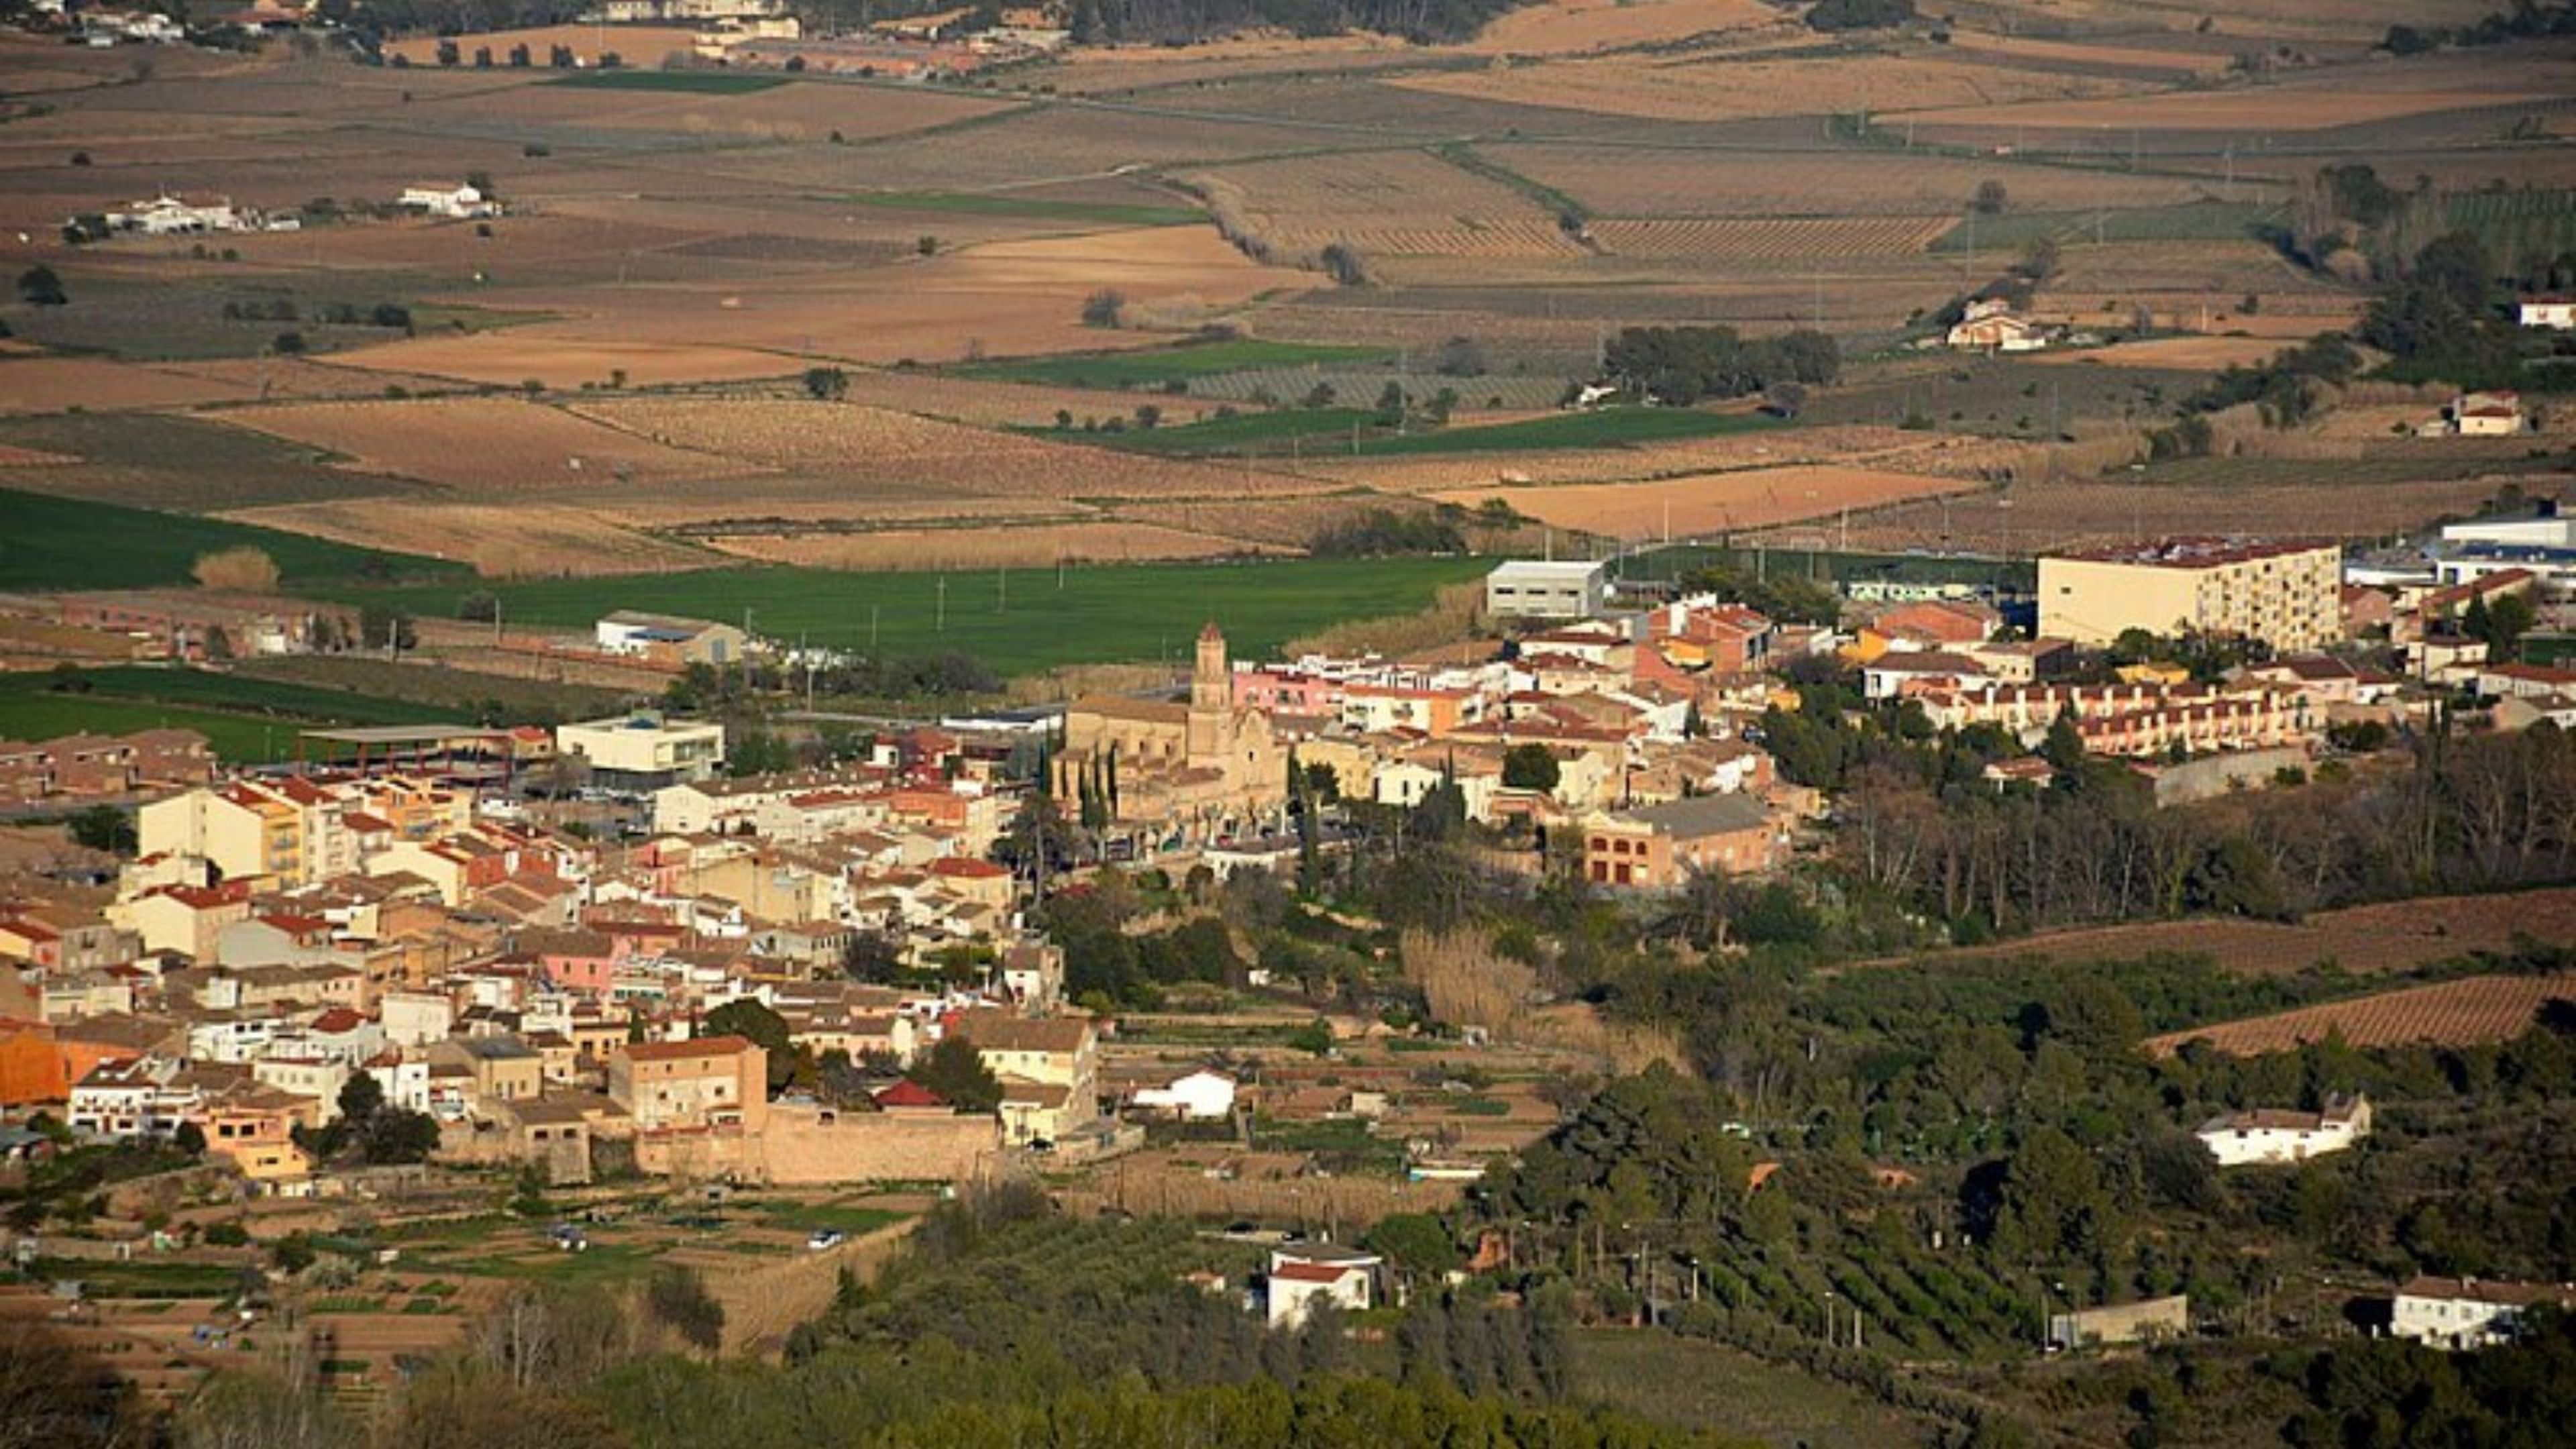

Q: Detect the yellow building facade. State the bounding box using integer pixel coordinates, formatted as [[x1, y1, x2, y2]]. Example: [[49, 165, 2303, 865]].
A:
[[2039, 540, 2341, 653]]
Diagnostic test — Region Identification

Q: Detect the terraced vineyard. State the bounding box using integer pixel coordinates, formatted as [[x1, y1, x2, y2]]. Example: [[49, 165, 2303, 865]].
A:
[[2145, 973, 2576, 1058]]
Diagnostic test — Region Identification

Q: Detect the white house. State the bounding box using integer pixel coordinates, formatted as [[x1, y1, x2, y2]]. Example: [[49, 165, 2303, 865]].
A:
[[1266, 1244, 1381, 1328], [2392, 1276, 2576, 1350], [2519, 297, 2575, 330], [1947, 298, 2046, 353], [399, 183, 498, 220], [2195, 1093, 2371, 1167], [2451, 390, 2525, 437], [105, 194, 248, 236], [1132, 1069, 1236, 1121]]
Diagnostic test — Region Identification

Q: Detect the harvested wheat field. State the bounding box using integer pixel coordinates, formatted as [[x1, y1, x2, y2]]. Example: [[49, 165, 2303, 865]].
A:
[[1189, 151, 1582, 258], [445, 225, 1313, 368], [1490, 144, 2239, 219], [1395, 52, 2141, 124], [1461, 0, 1782, 55], [213, 398, 765, 494], [1590, 217, 1953, 260], [1309, 425, 1990, 493], [223, 499, 714, 577], [0, 356, 258, 415], [831, 368, 1232, 429], [1786, 475, 2524, 555], [1939, 32, 2234, 78], [2029, 336, 2291, 371], [321, 335, 801, 390], [380, 24, 702, 66], [707, 521, 1289, 570], [1432, 464, 1970, 539], [575, 397, 1324, 502], [1907, 85, 2562, 134], [2145, 974, 2576, 1059]]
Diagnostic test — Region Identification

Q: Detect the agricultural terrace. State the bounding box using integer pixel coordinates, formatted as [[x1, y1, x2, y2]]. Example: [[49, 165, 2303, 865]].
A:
[[0, 488, 466, 592], [2144, 973, 2576, 1058], [311, 557, 1489, 679]]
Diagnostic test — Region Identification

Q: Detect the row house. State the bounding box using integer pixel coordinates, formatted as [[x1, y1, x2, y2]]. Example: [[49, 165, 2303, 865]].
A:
[[0, 729, 213, 802], [2075, 691, 2311, 759]]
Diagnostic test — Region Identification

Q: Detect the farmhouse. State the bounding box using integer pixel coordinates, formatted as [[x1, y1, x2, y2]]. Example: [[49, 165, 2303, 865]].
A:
[[2390, 1276, 2576, 1350], [2449, 390, 2526, 437], [1265, 1244, 1381, 1328], [398, 183, 499, 220], [1132, 1069, 1237, 1121], [2195, 1093, 2371, 1167], [1946, 299, 2045, 352], [594, 610, 749, 666], [2519, 297, 2575, 330], [1581, 794, 1782, 889], [1485, 559, 1609, 621], [2047, 1295, 2189, 1350], [2039, 539, 2342, 654], [101, 193, 247, 235]]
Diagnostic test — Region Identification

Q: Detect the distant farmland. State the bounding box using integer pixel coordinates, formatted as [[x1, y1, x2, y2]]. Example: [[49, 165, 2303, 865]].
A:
[[313, 556, 1490, 678]]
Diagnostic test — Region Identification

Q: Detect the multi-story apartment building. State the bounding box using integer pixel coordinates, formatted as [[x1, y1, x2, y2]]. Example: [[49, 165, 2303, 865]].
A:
[[2039, 539, 2341, 653]]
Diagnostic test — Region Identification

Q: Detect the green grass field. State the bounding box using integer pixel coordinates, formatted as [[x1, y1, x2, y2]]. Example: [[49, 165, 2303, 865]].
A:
[[22, 667, 461, 727], [1356, 407, 1778, 456], [0, 693, 302, 761], [955, 339, 1387, 390], [0, 668, 463, 760], [315, 557, 1488, 678], [0, 488, 467, 591], [547, 70, 786, 93], [844, 191, 1201, 226]]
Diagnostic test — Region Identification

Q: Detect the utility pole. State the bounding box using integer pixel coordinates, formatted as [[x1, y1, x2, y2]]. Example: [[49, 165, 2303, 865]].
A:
[[935, 578, 946, 633]]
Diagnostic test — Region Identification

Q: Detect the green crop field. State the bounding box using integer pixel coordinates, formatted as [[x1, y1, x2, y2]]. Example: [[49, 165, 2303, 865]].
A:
[[1032, 407, 1381, 455], [955, 339, 1388, 390], [24, 667, 461, 727], [0, 667, 460, 760], [843, 191, 1201, 226], [1057, 404, 1778, 458], [1572, 1329, 1933, 1446], [2443, 189, 2576, 270], [314, 556, 1489, 678], [0, 488, 468, 592], [547, 70, 786, 93], [1356, 407, 1778, 455]]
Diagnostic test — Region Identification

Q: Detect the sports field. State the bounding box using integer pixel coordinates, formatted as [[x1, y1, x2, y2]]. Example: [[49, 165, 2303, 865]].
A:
[[316, 557, 1489, 678]]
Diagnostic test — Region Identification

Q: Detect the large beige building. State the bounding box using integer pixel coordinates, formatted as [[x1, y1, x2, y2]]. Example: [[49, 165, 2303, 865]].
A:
[[2039, 539, 2341, 653], [555, 714, 726, 790]]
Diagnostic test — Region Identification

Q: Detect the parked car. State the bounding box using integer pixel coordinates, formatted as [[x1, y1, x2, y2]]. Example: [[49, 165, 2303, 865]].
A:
[[806, 1229, 846, 1251]]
